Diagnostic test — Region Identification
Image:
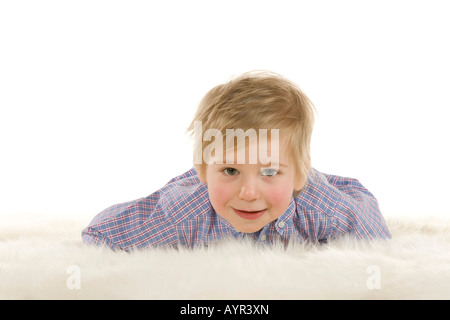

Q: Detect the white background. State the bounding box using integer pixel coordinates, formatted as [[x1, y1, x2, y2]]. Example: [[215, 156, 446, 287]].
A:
[[1, 0, 449, 219]]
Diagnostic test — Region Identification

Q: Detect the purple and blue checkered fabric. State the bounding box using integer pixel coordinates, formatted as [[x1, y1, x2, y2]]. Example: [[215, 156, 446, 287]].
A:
[[82, 168, 391, 250]]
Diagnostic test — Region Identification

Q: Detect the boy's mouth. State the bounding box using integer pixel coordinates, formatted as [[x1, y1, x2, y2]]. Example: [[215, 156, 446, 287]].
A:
[[232, 208, 267, 220]]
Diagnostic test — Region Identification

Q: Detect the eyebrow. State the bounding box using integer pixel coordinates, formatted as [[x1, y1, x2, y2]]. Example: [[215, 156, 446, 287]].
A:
[[214, 163, 289, 168], [265, 163, 288, 168]]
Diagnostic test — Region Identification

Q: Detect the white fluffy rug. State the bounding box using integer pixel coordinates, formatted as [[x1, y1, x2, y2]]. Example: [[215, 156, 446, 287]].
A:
[[1, 213, 449, 300]]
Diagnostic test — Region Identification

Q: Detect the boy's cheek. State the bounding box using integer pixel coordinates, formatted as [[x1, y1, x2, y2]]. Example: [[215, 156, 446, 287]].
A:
[[208, 184, 232, 205], [268, 186, 292, 205]]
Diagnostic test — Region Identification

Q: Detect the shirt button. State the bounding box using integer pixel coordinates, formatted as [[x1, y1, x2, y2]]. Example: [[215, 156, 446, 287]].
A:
[[260, 234, 266, 241], [278, 221, 285, 228]]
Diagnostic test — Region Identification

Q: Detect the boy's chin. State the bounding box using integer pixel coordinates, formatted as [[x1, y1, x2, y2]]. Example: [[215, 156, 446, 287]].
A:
[[234, 222, 265, 234]]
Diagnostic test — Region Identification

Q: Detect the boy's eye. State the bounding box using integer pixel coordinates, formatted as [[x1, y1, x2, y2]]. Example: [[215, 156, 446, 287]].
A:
[[223, 168, 239, 176], [260, 168, 278, 177]]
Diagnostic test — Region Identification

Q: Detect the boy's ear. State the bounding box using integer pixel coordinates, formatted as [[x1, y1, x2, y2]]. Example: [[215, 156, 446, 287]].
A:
[[195, 165, 207, 184], [294, 174, 306, 192]]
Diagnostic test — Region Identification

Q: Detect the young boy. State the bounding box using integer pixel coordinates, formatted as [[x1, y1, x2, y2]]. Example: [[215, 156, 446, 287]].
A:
[[82, 71, 391, 251]]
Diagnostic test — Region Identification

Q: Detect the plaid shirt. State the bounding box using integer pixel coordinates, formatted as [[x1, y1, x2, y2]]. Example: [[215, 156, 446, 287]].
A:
[[82, 168, 391, 250]]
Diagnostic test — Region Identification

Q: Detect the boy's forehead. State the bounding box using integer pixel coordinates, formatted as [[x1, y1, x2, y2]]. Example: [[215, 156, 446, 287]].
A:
[[212, 136, 291, 167]]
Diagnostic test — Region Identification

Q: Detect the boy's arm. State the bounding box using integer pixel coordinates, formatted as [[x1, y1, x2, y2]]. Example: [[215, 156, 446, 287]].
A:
[[81, 192, 178, 251], [82, 225, 121, 250], [326, 173, 391, 240], [81, 168, 202, 251], [297, 170, 391, 241]]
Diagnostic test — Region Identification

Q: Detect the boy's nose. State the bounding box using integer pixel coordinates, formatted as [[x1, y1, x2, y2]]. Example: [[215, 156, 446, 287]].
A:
[[238, 177, 260, 201]]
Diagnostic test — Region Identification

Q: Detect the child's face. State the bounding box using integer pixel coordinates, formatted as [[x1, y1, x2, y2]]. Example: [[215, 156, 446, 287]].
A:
[[197, 137, 304, 233]]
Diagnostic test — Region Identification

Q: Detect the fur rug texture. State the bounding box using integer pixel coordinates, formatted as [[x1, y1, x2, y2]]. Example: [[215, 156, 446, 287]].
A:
[[1, 213, 449, 300]]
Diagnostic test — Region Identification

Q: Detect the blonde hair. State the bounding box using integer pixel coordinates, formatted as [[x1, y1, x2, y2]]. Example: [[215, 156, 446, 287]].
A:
[[187, 71, 315, 193]]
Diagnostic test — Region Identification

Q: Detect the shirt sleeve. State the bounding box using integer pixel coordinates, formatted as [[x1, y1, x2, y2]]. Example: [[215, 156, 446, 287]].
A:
[[80, 192, 175, 251], [82, 224, 122, 250], [297, 169, 391, 241], [81, 169, 202, 250], [325, 173, 392, 240]]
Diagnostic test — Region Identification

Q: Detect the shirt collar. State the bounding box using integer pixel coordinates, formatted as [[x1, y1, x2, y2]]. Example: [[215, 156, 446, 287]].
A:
[[272, 196, 296, 235]]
